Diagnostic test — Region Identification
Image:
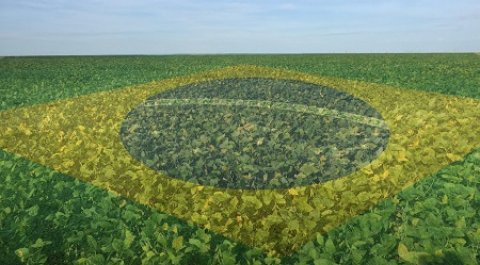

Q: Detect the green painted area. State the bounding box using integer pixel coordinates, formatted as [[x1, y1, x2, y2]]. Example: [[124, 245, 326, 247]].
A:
[[287, 148, 480, 265], [1, 54, 479, 111], [1, 144, 479, 264], [1, 54, 480, 264], [0, 149, 266, 265]]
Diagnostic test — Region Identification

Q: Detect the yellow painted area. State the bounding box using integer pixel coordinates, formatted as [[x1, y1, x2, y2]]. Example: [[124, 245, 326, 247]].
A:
[[0, 65, 479, 256]]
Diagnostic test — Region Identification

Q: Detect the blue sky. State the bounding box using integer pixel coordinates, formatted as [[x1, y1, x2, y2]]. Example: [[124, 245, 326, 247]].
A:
[[0, 0, 479, 55]]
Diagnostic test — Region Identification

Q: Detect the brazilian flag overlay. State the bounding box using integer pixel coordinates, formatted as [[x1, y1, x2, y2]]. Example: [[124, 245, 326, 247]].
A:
[[1, 64, 480, 263]]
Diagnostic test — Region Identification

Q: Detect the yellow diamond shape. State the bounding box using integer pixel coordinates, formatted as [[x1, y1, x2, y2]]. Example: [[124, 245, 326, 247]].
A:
[[0, 65, 479, 256]]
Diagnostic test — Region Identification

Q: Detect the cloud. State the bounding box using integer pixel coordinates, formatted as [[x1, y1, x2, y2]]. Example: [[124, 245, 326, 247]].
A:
[[0, 0, 479, 55]]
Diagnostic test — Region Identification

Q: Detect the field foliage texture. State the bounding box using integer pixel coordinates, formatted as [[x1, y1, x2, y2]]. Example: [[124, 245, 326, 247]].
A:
[[0, 54, 480, 265]]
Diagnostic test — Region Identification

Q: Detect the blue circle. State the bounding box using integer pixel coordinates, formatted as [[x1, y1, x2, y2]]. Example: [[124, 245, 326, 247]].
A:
[[120, 78, 389, 189]]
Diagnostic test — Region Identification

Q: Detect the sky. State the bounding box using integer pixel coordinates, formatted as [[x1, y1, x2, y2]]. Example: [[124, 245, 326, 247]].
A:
[[0, 0, 479, 55]]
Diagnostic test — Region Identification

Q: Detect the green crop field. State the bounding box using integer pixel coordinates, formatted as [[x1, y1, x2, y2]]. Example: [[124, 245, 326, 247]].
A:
[[1, 54, 480, 265]]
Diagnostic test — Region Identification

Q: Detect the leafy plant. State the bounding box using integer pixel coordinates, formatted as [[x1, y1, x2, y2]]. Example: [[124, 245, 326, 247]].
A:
[[121, 78, 389, 189], [1, 54, 479, 264]]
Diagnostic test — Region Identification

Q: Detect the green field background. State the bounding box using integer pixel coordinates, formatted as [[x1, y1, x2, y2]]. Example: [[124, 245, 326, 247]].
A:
[[1, 54, 479, 264]]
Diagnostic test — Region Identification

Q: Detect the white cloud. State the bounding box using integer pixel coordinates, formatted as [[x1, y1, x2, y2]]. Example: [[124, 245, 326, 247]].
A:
[[0, 0, 479, 55]]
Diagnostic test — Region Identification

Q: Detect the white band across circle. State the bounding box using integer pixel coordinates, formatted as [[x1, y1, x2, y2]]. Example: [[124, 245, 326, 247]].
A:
[[142, 98, 388, 129]]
